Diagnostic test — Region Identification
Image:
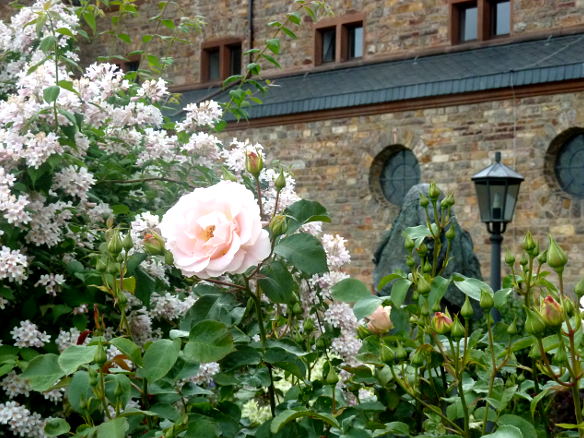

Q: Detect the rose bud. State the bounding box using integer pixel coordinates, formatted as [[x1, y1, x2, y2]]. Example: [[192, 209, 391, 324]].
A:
[[521, 231, 536, 252], [428, 182, 441, 201], [479, 290, 494, 310], [524, 308, 546, 337], [450, 316, 465, 340], [367, 305, 393, 334], [107, 230, 123, 255], [445, 226, 455, 241], [417, 276, 431, 295], [441, 193, 455, 209], [269, 214, 288, 237], [404, 235, 415, 251], [122, 233, 133, 251], [461, 296, 474, 319], [507, 318, 518, 335], [419, 193, 429, 208], [245, 150, 264, 178], [540, 296, 564, 327], [537, 249, 547, 265], [381, 345, 396, 364], [274, 170, 286, 192], [143, 232, 165, 256], [432, 311, 453, 335], [574, 277, 584, 298], [547, 234, 568, 273], [504, 251, 515, 266], [395, 342, 407, 361]]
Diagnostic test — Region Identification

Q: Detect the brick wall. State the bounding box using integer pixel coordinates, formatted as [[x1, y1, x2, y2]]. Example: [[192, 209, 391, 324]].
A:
[[225, 91, 584, 290]]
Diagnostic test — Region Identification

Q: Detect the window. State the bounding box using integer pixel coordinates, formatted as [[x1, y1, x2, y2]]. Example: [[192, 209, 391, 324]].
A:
[[451, 0, 511, 44], [554, 133, 584, 198], [201, 39, 242, 82], [314, 14, 364, 66], [370, 147, 421, 206]]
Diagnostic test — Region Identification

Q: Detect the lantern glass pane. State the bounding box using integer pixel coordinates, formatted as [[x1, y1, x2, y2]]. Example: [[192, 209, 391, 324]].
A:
[[475, 182, 491, 222], [489, 182, 507, 222], [504, 183, 520, 222]]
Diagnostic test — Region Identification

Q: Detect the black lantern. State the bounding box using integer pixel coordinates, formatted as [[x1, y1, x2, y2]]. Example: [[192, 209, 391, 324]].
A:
[[471, 152, 524, 291]]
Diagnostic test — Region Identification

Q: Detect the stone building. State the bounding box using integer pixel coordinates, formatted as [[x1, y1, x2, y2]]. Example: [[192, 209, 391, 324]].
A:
[[6, 0, 584, 288]]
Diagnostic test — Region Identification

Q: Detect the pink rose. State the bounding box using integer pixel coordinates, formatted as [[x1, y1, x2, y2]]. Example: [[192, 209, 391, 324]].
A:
[[159, 181, 271, 278], [367, 305, 393, 334]]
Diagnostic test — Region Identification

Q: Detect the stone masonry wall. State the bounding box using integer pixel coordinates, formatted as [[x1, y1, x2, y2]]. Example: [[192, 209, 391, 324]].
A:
[[226, 91, 584, 290], [38, 0, 584, 89]]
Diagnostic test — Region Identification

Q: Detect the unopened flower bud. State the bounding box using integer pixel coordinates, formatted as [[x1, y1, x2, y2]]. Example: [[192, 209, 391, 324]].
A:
[[406, 256, 415, 267], [419, 193, 429, 208], [575, 277, 584, 297], [428, 182, 441, 201], [420, 299, 430, 316], [417, 243, 428, 257], [461, 296, 474, 319], [520, 255, 529, 267], [432, 311, 453, 335], [563, 298, 575, 317], [504, 252, 515, 266], [524, 308, 546, 337], [325, 364, 339, 385], [96, 258, 107, 272], [292, 303, 303, 315], [404, 236, 415, 251], [507, 318, 518, 335], [94, 345, 107, 366], [547, 234, 568, 273], [410, 348, 425, 367], [269, 215, 288, 237], [395, 343, 407, 361], [522, 231, 536, 252], [381, 345, 395, 364], [143, 232, 165, 256], [122, 233, 133, 251], [107, 231, 123, 255], [107, 261, 119, 274], [417, 276, 431, 295], [537, 249, 547, 265], [376, 365, 392, 385], [303, 318, 314, 332], [445, 226, 455, 241], [540, 296, 564, 327], [479, 290, 494, 310], [441, 193, 455, 209], [422, 261, 432, 274], [450, 316, 465, 340], [245, 150, 264, 178], [274, 170, 286, 192], [367, 305, 393, 334]]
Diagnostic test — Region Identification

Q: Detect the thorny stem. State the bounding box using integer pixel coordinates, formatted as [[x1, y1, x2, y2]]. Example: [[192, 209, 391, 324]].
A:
[[482, 313, 497, 435], [535, 338, 571, 387], [255, 176, 265, 219], [201, 277, 246, 291], [450, 338, 470, 437]]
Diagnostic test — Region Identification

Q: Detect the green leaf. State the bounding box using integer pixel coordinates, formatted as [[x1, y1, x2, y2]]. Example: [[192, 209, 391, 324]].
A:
[[117, 32, 131, 43], [264, 348, 306, 379], [82, 11, 96, 34], [287, 11, 301, 24], [271, 409, 339, 433], [384, 421, 410, 435], [57, 80, 77, 94], [390, 278, 412, 306], [22, 354, 64, 391], [498, 414, 537, 438], [353, 296, 382, 319], [494, 288, 514, 309], [266, 38, 280, 54], [96, 418, 129, 438], [390, 307, 409, 335], [482, 424, 523, 438], [183, 320, 234, 363], [284, 199, 331, 234], [67, 371, 92, 413], [261, 53, 281, 68], [377, 273, 404, 291], [403, 225, 431, 248], [122, 276, 136, 294], [274, 233, 328, 276], [44, 418, 70, 436], [453, 273, 492, 301], [58, 345, 97, 375], [258, 261, 296, 304], [140, 339, 180, 382], [38, 36, 57, 52], [281, 26, 297, 39], [428, 276, 450, 310], [110, 337, 142, 367], [331, 278, 371, 302], [43, 86, 60, 103]]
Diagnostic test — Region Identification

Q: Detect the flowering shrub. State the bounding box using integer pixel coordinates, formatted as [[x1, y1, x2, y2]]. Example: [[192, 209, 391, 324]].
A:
[[0, 2, 583, 438]]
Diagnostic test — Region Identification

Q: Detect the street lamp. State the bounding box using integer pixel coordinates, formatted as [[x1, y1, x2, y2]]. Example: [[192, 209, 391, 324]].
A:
[[471, 152, 524, 291]]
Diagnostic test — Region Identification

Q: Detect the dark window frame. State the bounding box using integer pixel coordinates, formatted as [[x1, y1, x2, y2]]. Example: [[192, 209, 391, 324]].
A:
[[314, 13, 365, 66], [450, 0, 511, 45], [200, 38, 243, 83]]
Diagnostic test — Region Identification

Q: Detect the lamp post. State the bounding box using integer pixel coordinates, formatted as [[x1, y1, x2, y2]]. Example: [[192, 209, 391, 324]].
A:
[[471, 152, 524, 291]]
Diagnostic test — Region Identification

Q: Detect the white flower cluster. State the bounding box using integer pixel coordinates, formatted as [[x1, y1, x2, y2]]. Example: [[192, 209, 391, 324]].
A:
[[324, 302, 358, 331], [129, 212, 161, 252], [55, 327, 89, 352], [128, 307, 156, 346], [51, 165, 96, 200], [0, 167, 30, 226], [150, 292, 197, 320], [176, 100, 223, 131], [11, 320, 50, 348], [220, 138, 264, 173], [181, 132, 222, 167], [25, 198, 73, 247], [0, 401, 47, 438], [182, 362, 220, 386], [35, 273, 65, 296], [321, 234, 351, 268], [0, 246, 28, 283], [241, 399, 272, 425], [136, 128, 178, 166], [136, 78, 168, 102], [259, 168, 300, 217], [0, 371, 31, 398]]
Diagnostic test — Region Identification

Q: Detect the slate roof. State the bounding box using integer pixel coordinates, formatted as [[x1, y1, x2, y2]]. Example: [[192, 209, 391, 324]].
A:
[[174, 32, 584, 120]]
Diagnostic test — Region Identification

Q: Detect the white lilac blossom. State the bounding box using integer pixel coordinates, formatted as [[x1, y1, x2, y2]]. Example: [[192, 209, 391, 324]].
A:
[[0, 371, 31, 398], [324, 302, 358, 331], [181, 132, 222, 166], [322, 234, 351, 268], [42, 388, 65, 403], [129, 212, 161, 252], [137, 128, 179, 165], [331, 332, 362, 366], [0, 246, 28, 283], [11, 320, 50, 348], [302, 271, 350, 307], [259, 169, 300, 217], [0, 401, 47, 438], [51, 165, 96, 200], [150, 292, 197, 320], [35, 273, 65, 296], [55, 327, 89, 352], [182, 362, 220, 386], [25, 198, 73, 247], [176, 100, 223, 131], [72, 304, 88, 315], [128, 307, 155, 346], [136, 78, 168, 102]]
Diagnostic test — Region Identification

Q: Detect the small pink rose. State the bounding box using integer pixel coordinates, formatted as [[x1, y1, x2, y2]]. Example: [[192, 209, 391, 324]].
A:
[[159, 181, 271, 278], [367, 305, 393, 334]]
